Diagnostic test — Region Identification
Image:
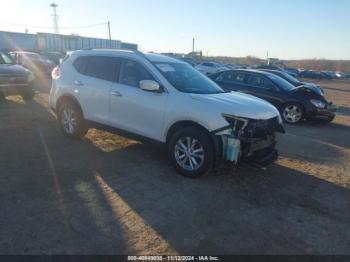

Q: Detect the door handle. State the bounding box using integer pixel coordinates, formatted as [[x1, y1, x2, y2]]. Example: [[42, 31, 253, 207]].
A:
[[110, 91, 122, 97], [74, 80, 84, 86]]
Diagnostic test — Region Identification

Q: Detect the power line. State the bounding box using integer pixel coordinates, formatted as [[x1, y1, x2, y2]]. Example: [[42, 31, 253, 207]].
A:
[[0, 20, 108, 30]]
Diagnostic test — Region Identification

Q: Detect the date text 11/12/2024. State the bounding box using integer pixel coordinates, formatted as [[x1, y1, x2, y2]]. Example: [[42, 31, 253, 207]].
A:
[[127, 255, 220, 261]]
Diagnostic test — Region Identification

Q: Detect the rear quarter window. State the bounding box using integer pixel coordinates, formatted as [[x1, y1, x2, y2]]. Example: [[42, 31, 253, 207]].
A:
[[85, 56, 118, 82], [73, 56, 121, 82], [73, 56, 89, 74]]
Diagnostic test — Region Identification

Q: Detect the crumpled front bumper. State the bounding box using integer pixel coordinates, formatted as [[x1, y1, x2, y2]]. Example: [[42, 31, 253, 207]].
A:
[[211, 116, 284, 168], [243, 147, 279, 168], [306, 102, 338, 121]]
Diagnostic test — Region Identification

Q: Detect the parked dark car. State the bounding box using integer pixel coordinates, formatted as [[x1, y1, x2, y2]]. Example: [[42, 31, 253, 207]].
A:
[[210, 69, 337, 124], [299, 70, 329, 79], [254, 64, 284, 71], [9, 51, 55, 78], [40, 51, 65, 66], [320, 71, 333, 80], [258, 69, 324, 95], [0, 51, 35, 100], [285, 67, 299, 77]]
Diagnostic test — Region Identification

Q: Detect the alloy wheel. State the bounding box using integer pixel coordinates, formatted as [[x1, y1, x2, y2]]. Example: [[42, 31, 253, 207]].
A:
[[174, 136, 205, 171], [283, 105, 302, 123], [61, 107, 77, 134]]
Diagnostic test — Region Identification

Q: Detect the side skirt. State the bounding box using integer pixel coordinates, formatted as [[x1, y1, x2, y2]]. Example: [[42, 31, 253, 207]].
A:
[[86, 121, 166, 148]]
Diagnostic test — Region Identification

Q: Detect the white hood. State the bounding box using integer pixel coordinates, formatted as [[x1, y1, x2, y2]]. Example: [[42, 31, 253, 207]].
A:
[[190, 91, 280, 120]]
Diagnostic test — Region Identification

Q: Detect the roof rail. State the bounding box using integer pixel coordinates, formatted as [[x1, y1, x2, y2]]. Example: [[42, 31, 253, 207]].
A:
[[133, 49, 153, 63], [133, 49, 146, 58]]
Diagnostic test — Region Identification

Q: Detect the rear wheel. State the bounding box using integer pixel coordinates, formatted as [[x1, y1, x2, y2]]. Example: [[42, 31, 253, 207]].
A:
[[58, 101, 88, 139], [282, 103, 304, 124], [168, 127, 214, 178]]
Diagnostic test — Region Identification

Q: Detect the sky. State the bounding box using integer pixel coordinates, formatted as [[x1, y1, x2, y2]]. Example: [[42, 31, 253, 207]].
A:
[[1, 0, 350, 60]]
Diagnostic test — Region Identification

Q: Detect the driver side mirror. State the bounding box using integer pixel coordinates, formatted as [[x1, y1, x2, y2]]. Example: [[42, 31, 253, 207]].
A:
[[139, 80, 161, 92]]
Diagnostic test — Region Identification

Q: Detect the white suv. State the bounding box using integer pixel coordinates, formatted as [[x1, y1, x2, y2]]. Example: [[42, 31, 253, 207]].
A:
[[50, 49, 284, 178]]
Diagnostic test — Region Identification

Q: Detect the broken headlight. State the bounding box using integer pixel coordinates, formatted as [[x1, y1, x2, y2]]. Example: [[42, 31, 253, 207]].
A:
[[222, 114, 249, 136]]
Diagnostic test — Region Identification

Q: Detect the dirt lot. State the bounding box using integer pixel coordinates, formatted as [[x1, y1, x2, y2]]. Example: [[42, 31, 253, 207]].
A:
[[1, 79, 350, 255]]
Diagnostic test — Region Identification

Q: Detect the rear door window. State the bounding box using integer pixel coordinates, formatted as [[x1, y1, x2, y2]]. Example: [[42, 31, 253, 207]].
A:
[[217, 71, 246, 83], [247, 74, 274, 90], [84, 56, 121, 82], [73, 56, 89, 74], [119, 59, 155, 88]]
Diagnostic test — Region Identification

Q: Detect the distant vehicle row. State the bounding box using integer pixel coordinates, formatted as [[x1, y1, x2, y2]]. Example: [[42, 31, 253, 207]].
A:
[[185, 58, 350, 80]]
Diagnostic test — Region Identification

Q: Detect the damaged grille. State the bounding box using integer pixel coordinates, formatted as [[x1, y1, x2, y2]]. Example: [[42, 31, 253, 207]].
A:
[[221, 115, 284, 158], [245, 117, 282, 139], [223, 115, 284, 139]]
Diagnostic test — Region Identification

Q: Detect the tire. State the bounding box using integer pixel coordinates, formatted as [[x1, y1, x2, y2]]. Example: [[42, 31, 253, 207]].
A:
[[282, 103, 304, 124], [20, 88, 35, 101], [58, 101, 88, 139], [168, 126, 214, 178]]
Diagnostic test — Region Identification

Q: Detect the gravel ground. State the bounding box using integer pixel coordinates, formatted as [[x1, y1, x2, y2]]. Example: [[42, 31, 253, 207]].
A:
[[0, 79, 349, 255]]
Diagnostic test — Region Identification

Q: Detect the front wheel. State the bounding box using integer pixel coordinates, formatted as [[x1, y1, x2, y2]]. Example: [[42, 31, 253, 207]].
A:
[[282, 103, 304, 124], [168, 127, 214, 178], [58, 101, 88, 139]]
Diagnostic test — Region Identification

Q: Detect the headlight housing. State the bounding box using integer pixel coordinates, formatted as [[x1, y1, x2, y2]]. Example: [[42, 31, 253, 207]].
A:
[[222, 114, 249, 136], [310, 99, 326, 109]]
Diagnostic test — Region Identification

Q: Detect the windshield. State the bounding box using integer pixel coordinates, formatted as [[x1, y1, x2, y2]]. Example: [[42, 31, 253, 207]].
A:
[[155, 62, 225, 94], [280, 71, 301, 85], [0, 52, 14, 64], [267, 74, 296, 91]]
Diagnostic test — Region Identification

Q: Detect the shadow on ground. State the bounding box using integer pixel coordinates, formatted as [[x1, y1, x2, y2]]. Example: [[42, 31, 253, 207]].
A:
[[0, 96, 350, 255], [283, 119, 350, 149]]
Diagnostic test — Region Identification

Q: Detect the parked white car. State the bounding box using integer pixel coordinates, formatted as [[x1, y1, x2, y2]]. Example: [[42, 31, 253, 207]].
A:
[[195, 62, 229, 75], [50, 49, 284, 178]]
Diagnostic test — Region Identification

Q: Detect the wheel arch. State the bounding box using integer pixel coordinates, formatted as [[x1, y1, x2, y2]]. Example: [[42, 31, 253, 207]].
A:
[[56, 94, 84, 117], [165, 120, 211, 143], [165, 120, 222, 167], [281, 100, 306, 114]]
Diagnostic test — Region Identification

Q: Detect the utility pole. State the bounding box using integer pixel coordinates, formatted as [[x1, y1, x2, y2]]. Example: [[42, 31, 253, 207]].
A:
[[192, 38, 195, 53], [107, 21, 112, 48], [267, 50, 269, 65], [50, 3, 59, 34]]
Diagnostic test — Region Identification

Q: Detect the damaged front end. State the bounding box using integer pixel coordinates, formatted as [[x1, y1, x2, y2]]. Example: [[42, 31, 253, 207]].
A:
[[213, 114, 285, 168]]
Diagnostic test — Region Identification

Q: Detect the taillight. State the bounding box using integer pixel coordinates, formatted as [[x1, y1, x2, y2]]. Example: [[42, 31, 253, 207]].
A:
[[51, 66, 61, 79]]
